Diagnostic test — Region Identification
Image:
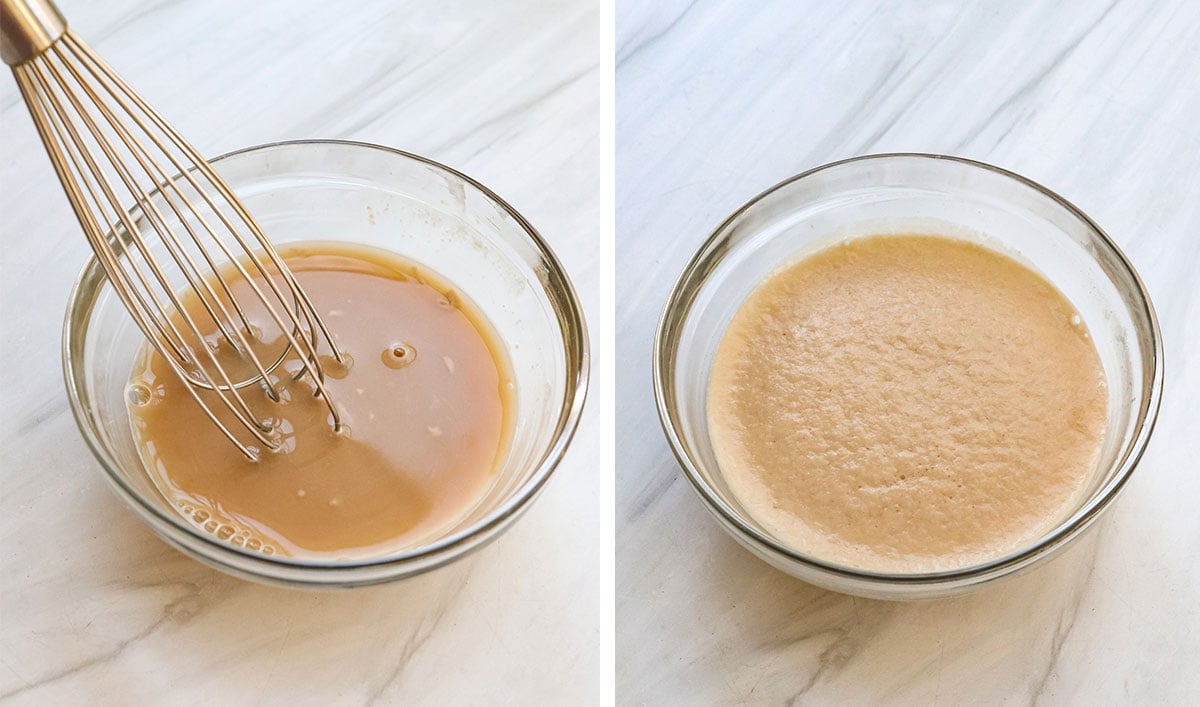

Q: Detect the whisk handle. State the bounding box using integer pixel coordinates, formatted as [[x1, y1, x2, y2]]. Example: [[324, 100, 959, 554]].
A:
[[0, 0, 65, 66]]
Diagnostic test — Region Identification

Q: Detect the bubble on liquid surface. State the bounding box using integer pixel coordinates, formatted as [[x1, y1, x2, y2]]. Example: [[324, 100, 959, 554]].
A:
[[126, 383, 152, 407], [184, 508, 277, 556], [274, 433, 298, 455], [382, 343, 417, 369]]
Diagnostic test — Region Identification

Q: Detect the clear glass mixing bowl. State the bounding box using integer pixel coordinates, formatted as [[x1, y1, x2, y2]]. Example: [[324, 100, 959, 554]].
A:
[[64, 140, 589, 588], [654, 153, 1162, 599]]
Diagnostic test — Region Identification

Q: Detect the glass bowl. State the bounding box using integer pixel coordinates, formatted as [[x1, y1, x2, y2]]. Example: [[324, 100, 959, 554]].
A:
[[64, 140, 589, 588], [654, 153, 1162, 599]]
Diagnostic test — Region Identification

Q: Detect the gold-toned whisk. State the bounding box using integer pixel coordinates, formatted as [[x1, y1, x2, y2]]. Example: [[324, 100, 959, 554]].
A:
[[2, 0, 342, 460]]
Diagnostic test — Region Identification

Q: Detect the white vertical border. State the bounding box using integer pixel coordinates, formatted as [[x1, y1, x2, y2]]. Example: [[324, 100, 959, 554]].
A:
[[596, 0, 616, 703]]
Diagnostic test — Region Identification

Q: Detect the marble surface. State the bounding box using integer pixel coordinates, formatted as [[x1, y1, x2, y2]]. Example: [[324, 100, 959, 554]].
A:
[[616, 1, 1199, 705], [0, 0, 600, 704]]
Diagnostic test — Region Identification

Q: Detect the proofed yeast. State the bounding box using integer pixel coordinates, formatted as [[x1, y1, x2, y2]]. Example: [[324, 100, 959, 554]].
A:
[[707, 235, 1107, 573]]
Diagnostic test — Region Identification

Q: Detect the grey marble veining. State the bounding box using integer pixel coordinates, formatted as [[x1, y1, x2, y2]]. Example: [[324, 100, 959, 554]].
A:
[[616, 0, 1199, 704], [0, 0, 599, 704]]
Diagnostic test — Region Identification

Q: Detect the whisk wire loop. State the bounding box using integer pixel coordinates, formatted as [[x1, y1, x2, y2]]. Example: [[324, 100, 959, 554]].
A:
[[7, 21, 345, 460]]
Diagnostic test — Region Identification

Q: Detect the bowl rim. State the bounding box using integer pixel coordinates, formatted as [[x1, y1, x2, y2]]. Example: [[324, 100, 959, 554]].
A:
[[653, 151, 1164, 585], [62, 138, 590, 574]]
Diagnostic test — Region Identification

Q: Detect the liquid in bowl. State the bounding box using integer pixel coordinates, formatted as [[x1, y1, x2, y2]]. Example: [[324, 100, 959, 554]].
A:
[[127, 241, 515, 561]]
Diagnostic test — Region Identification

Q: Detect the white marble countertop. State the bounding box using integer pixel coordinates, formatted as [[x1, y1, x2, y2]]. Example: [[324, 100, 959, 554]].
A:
[[616, 1, 1199, 704], [0, 0, 600, 704]]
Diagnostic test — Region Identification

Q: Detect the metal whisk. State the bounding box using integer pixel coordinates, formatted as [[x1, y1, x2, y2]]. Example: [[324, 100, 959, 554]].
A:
[[2, 0, 342, 460]]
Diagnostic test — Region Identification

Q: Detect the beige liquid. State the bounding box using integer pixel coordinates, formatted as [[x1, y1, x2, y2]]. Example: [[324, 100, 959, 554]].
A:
[[127, 242, 514, 561], [708, 235, 1107, 573]]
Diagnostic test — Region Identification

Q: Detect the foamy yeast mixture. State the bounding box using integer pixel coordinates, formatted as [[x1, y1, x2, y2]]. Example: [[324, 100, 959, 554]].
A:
[[128, 242, 513, 561], [708, 235, 1107, 573]]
